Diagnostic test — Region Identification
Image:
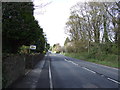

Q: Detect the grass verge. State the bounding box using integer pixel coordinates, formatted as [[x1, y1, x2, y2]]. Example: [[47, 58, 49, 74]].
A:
[[63, 53, 119, 68]]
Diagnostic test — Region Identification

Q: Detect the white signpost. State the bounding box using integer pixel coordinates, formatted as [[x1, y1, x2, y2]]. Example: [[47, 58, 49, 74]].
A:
[[30, 45, 36, 50]]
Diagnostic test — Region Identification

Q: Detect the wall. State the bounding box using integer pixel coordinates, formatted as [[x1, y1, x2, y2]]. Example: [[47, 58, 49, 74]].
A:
[[2, 55, 25, 88], [25, 54, 44, 69], [2, 54, 44, 88]]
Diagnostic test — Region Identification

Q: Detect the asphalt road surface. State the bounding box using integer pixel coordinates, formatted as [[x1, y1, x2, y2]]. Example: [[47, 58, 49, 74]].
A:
[[10, 52, 119, 89]]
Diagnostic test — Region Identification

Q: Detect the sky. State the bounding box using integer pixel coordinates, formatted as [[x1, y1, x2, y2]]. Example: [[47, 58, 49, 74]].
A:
[[33, 0, 87, 46]]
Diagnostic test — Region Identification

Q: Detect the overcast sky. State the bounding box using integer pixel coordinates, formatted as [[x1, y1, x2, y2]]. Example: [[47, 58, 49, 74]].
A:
[[33, 0, 87, 46]]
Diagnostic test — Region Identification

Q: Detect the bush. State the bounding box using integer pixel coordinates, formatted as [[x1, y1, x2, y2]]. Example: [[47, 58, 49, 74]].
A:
[[19, 45, 30, 54]]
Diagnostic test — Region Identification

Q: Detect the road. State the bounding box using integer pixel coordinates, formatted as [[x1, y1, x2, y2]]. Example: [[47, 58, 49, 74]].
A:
[[10, 52, 119, 89]]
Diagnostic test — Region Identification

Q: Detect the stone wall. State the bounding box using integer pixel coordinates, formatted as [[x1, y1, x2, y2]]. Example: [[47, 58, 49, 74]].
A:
[[25, 54, 44, 69], [2, 54, 44, 88], [2, 55, 25, 88]]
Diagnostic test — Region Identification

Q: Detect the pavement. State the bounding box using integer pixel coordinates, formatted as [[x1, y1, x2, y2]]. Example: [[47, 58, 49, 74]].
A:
[[9, 52, 120, 89]]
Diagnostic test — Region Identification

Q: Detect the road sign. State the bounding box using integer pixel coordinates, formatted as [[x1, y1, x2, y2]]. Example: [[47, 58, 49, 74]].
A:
[[30, 45, 36, 50]]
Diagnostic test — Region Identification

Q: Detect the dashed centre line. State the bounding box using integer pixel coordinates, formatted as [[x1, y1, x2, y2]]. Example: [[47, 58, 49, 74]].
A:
[[65, 59, 79, 66], [107, 78, 120, 84], [64, 58, 120, 85], [82, 67, 96, 74]]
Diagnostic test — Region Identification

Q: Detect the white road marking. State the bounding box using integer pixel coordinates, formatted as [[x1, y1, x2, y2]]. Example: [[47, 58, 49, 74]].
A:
[[25, 70, 31, 75], [67, 61, 71, 63], [49, 61, 53, 90], [65, 59, 79, 66], [107, 78, 120, 84], [82, 67, 96, 74], [72, 62, 78, 66], [64, 58, 120, 85], [65, 59, 96, 74], [64, 59, 68, 61], [73, 63, 78, 66], [75, 63, 78, 66]]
